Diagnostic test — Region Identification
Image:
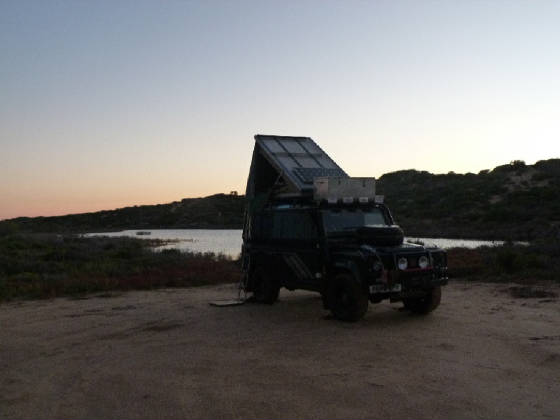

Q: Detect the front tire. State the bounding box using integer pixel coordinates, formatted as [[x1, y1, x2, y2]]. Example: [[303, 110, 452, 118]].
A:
[[251, 268, 280, 304], [330, 273, 368, 322], [403, 286, 441, 314]]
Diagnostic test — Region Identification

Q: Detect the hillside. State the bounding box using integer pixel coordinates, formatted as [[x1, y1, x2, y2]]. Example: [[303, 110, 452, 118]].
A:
[[376, 159, 560, 240], [0, 194, 245, 234], [1, 159, 559, 240]]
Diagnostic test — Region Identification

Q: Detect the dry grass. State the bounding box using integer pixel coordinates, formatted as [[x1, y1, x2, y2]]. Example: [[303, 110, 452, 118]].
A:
[[447, 241, 559, 284], [0, 234, 241, 301]]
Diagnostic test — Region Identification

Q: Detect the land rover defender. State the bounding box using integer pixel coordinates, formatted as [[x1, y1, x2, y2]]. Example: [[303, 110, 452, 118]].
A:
[[241, 135, 448, 321]]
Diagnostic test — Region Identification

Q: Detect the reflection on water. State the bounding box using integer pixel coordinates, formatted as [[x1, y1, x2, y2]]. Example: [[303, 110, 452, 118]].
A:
[[85, 229, 518, 258], [84, 229, 243, 257], [405, 237, 519, 249]]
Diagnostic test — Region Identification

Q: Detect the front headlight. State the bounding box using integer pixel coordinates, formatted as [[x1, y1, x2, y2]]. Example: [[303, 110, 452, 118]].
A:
[[418, 255, 429, 269], [398, 257, 408, 270]]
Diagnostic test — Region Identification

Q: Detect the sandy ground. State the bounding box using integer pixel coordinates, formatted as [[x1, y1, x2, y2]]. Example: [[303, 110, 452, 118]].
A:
[[1, 281, 559, 420]]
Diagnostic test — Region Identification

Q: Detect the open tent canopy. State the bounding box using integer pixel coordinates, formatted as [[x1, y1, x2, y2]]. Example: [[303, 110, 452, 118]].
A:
[[245, 135, 348, 200]]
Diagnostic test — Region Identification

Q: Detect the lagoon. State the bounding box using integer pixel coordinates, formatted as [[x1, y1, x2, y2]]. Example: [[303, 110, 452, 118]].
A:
[[84, 229, 514, 258]]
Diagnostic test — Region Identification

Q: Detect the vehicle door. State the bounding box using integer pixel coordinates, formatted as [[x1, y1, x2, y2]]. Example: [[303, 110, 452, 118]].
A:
[[271, 210, 323, 291]]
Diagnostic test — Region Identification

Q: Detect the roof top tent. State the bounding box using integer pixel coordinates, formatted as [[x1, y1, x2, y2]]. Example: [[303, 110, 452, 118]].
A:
[[245, 135, 348, 202]]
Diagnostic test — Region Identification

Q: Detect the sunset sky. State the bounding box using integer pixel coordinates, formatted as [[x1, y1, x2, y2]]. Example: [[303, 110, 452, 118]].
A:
[[1, 0, 559, 220]]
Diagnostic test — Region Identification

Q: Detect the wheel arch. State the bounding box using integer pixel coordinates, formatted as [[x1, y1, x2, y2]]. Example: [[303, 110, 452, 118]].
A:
[[324, 259, 365, 310], [331, 259, 363, 285]]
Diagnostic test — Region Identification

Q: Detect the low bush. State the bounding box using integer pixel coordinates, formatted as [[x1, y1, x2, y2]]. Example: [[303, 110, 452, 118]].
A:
[[0, 234, 241, 301], [447, 241, 559, 283]]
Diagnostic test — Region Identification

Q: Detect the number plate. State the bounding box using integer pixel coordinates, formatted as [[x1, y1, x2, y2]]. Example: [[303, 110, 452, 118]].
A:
[[369, 283, 402, 293]]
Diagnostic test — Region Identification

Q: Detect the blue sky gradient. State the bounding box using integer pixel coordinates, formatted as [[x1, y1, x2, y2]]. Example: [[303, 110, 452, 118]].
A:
[[1, 0, 559, 218]]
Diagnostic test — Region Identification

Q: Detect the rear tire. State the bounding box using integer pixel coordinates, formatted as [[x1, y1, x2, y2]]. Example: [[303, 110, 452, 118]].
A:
[[252, 268, 280, 304], [403, 286, 441, 314], [331, 273, 368, 322]]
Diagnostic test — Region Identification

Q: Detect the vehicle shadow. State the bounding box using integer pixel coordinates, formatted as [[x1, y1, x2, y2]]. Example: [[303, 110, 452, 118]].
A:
[[238, 290, 428, 328]]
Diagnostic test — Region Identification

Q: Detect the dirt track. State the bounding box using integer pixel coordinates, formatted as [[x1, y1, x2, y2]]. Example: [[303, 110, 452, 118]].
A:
[[1, 281, 559, 419]]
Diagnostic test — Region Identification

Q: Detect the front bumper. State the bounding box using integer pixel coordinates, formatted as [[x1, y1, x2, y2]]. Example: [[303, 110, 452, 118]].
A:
[[368, 267, 448, 296], [399, 267, 448, 288]]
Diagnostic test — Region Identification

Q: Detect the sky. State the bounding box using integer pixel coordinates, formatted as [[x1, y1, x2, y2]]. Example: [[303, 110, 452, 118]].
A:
[[1, 0, 559, 220]]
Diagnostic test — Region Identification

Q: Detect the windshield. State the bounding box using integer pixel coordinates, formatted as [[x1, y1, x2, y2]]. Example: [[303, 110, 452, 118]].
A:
[[322, 208, 388, 233]]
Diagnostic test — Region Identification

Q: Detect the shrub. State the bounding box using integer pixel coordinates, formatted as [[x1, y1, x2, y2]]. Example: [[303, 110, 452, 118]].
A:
[[0, 234, 241, 301], [447, 243, 559, 283]]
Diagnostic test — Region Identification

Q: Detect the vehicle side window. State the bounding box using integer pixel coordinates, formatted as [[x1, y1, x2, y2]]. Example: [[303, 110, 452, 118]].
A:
[[272, 211, 317, 240], [251, 212, 273, 240]]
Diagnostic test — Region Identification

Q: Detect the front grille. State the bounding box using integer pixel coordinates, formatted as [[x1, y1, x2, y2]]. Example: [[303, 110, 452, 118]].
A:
[[397, 254, 425, 270], [379, 250, 447, 272], [407, 256, 419, 269]]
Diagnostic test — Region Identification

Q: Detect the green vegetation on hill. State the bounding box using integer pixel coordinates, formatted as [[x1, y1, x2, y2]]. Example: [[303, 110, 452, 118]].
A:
[[1, 193, 245, 234], [376, 159, 560, 240], [1, 159, 559, 240]]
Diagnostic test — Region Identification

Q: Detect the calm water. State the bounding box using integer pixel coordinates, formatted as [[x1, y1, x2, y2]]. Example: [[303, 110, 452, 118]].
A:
[[84, 229, 514, 258]]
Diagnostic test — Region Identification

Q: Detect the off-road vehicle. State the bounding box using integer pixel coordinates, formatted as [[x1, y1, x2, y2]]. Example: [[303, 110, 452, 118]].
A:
[[241, 135, 448, 321]]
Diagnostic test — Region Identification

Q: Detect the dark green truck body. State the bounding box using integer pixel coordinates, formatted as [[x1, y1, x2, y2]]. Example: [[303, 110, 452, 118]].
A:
[[241, 135, 447, 321]]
